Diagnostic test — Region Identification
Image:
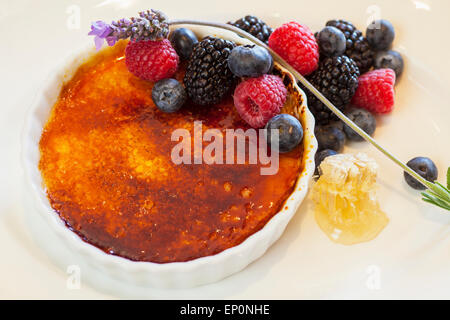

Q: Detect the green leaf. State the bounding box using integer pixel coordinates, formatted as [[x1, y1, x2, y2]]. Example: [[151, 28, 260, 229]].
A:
[[447, 167, 450, 189], [422, 198, 450, 211], [421, 181, 450, 211], [428, 182, 450, 202], [421, 191, 449, 210]]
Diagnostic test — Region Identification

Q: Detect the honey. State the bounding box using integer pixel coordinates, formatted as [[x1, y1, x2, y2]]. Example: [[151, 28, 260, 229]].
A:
[[39, 41, 304, 263], [312, 153, 388, 245]]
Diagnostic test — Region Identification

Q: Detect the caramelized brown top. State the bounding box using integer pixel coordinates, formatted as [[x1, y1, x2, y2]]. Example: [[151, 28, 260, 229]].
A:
[[39, 41, 303, 263]]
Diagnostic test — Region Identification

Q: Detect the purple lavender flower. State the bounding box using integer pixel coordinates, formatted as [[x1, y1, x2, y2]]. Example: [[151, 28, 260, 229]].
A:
[[88, 10, 169, 50], [88, 21, 115, 50]]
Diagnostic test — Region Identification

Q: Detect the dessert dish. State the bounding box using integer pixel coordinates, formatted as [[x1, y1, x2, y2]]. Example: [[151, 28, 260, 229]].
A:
[[23, 19, 316, 287], [38, 40, 306, 263]]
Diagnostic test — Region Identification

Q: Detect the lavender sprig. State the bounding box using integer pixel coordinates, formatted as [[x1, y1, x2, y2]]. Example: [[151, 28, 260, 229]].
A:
[[88, 21, 116, 50], [87, 9, 450, 212], [88, 9, 169, 50], [165, 17, 450, 212]]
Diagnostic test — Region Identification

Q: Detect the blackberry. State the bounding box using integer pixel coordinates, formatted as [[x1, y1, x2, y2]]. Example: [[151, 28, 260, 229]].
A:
[[229, 15, 273, 44], [184, 37, 236, 105], [303, 55, 360, 124], [326, 19, 374, 73]]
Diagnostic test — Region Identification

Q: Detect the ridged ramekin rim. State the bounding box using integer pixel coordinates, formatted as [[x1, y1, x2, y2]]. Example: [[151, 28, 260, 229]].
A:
[[21, 30, 317, 285]]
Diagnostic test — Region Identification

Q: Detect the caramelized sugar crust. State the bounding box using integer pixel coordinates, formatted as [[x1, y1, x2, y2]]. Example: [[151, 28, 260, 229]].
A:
[[39, 41, 303, 263]]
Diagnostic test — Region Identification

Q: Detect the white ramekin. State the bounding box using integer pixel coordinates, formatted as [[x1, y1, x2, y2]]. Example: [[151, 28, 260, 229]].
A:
[[21, 26, 317, 289]]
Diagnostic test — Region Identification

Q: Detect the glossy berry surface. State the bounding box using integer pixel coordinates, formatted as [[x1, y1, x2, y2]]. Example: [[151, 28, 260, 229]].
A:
[[404, 157, 438, 190], [304, 55, 360, 124], [184, 37, 236, 106], [233, 75, 287, 128], [374, 50, 404, 78], [343, 108, 376, 141], [326, 19, 374, 73], [317, 26, 346, 57], [228, 45, 273, 78], [366, 19, 395, 51], [125, 39, 179, 81], [314, 149, 338, 175], [151, 78, 186, 113], [352, 68, 396, 114], [315, 125, 346, 152], [229, 15, 273, 44], [169, 28, 198, 60], [265, 114, 304, 153], [268, 21, 319, 75]]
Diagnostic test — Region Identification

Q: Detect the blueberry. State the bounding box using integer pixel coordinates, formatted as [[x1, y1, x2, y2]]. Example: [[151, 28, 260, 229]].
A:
[[343, 108, 376, 141], [366, 19, 395, 51], [317, 26, 346, 57], [151, 79, 186, 113], [169, 28, 198, 60], [314, 149, 338, 175], [327, 120, 344, 131], [315, 125, 345, 152], [228, 45, 273, 78], [404, 157, 438, 190], [374, 50, 404, 78], [265, 114, 303, 153]]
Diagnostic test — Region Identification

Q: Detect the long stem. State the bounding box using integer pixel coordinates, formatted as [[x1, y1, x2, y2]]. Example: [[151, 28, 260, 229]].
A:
[[169, 19, 433, 189]]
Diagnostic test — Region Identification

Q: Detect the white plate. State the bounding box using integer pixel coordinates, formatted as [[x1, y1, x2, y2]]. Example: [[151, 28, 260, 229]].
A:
[[2, 0, 450, 298]]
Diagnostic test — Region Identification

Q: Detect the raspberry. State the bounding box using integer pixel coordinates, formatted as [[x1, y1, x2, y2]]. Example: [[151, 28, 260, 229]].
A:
[[268, 22, 319, 76], [351, 69, 396, 113], [233, 75, 287, 128], [125, 39, 179, 81]]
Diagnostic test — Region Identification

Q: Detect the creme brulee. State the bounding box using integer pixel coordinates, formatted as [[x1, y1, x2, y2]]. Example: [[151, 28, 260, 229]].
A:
[[39, 41, 304, 263]]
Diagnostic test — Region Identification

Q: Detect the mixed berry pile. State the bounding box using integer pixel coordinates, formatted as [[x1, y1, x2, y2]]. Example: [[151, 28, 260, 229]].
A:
[[89, 12, 441, 190]]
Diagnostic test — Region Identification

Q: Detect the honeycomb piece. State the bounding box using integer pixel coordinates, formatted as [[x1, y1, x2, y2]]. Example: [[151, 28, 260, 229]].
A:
[[312, 153, 388, 245]]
